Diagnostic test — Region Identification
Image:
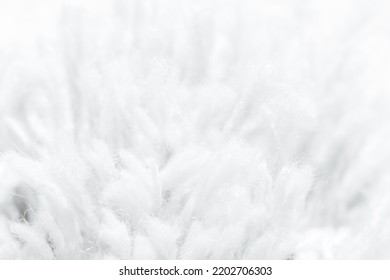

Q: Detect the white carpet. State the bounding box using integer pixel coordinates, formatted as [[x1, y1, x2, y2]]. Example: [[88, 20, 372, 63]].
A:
[[1, 0, 390, 259]]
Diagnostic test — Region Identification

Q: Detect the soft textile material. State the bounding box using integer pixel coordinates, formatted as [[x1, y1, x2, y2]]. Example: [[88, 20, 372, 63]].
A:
[[0, 0, 390, 259]]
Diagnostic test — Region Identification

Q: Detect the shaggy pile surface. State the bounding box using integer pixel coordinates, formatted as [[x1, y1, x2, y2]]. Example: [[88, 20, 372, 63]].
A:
[[1, 0, 390, 259]]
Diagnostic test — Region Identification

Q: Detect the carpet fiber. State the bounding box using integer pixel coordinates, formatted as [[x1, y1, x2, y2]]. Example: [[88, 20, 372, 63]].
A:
[[1, 0, 390, 259]]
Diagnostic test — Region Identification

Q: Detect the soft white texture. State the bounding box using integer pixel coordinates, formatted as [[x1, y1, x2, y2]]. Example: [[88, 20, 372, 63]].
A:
[[0, 0, 390, 259]]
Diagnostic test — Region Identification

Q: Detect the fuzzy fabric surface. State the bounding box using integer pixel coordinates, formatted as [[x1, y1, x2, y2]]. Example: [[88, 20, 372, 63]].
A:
[[1, 0, 390, 259]]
